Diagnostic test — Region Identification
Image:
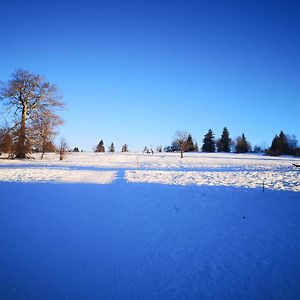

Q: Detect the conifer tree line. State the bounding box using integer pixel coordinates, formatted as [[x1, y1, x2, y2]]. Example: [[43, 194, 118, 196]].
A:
[[73, 130, 300, 157], [166, 127, 299, 157], [167, 127, 251, 155], [266, 131, 300, 156], [94, 140, 128, 153]]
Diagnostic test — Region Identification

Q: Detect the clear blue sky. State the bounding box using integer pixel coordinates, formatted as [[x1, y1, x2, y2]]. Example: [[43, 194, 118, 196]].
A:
[[1, 0, 299, 151]]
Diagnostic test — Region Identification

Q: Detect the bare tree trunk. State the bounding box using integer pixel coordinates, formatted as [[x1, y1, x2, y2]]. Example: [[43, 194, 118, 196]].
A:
[[59, 138, 67, 160], [16, 104, 27, 159], [180, 144, 183, 158], [41, 137, 46, 160]]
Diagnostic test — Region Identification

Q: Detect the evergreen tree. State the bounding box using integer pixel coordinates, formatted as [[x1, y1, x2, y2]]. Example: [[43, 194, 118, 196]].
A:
[[217, 127, 231, 152], [269, 134, 280, 155], [109, 143, 115, 153], [235, 134, 251, 153], [121, 144, 128, 152], [73, 147, 79, 152], [185, 134, 195, 152], [278, 131, 289, 154], [194, 142, 199, 152], [201, 129, 216, 152], [268, 131, 292, 156], [95, 140, 105, 152]]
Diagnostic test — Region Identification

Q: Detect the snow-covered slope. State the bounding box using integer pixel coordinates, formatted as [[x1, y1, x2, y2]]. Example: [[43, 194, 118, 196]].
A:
[[0, 152, 299, 191], [126, 169, 300, 192], [1, 151, 299, 169]]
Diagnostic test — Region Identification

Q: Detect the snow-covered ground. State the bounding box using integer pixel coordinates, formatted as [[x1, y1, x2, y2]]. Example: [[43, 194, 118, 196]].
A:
[[0, 152, 300, 299], [126, 170, 300, 192], [0, 152, 299, 191], [1, 151, 299, 170], [0, 168, 116, 184]]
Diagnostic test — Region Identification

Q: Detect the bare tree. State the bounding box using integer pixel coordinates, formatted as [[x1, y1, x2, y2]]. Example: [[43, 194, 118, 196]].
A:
[[33, 110, 64, 159], [174, 130, 189, 158], [59, 137, 68, 160], [0, 69, 65, 158], [0, 126, 14, 158]]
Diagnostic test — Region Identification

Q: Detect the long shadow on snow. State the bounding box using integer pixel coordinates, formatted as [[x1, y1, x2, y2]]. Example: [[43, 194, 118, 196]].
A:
[[0, 181, 300, 300]]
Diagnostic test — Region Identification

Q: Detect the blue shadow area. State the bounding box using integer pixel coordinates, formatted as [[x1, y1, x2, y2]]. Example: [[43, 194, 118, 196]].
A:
[[0, 182, 300, 299]]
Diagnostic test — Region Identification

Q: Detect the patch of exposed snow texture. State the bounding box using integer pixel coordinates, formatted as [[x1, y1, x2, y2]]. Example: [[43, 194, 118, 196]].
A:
[[0, 168, 116, 184], [126, 170, 300, 192], [1, 152, 299, 169], [0, 152, 299, 190]]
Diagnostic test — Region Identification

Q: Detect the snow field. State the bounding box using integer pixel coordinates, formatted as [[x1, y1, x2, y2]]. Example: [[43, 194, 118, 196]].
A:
[[1, 152, 299, 191], [0, 168, 116, 184], [1, 152, 299, 169], [126, 170, 300, 192]]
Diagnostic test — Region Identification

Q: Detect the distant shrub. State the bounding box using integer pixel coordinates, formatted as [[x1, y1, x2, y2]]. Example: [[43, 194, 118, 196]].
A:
[[253, 145, 263, 153], [121, 144, 128, 152], [108, 143, 115, 153], [95, 140, 105, 152], [59, 138, 68, 160], [294, 148, 300, 157], [235, 134, 251, 153]]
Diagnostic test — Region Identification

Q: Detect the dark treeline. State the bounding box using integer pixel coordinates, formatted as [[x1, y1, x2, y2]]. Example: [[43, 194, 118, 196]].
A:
[[79, 130, 300, 157], [94, 140, 128, 153], [164, 128, 300, 157], [266, 131, 300, 157]]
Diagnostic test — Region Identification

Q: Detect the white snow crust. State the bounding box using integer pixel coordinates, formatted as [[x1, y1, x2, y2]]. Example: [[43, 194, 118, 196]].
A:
[[0, 152, 299, 191], [0, 168, 116, 184], [126, 170, 300, 192]]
